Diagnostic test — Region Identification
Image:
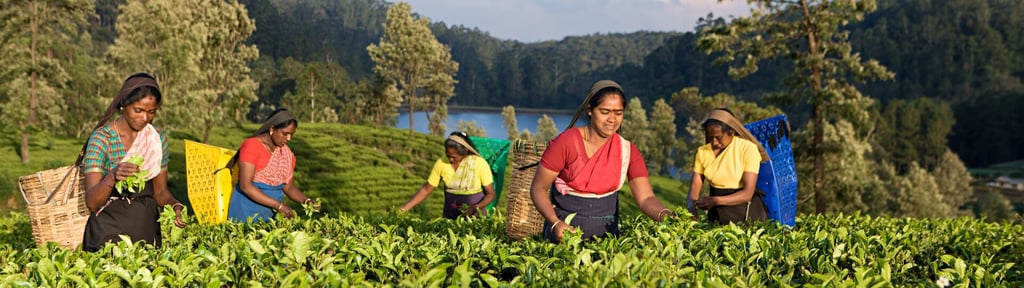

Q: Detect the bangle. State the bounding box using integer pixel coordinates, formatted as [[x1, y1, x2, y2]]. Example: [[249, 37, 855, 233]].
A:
[[275, 202, 284, 211], [303, 198, 313, 205], [172, 203, 185, 211], [550, 220, 563, 234], [658, 208, 671, 220]]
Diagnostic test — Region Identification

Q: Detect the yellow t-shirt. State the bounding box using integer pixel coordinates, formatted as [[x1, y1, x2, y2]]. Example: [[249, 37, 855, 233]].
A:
[[427, 154, 494, 195], [693, 137, 762, 189]]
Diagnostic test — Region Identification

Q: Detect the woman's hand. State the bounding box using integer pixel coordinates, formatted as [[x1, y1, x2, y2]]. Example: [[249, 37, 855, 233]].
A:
[[173, 204, 187, 228], [552, 221, 576, 242], [111, 162, 139, 182], [303, 198, 321, 210], [276, 204, 294, 218], [696, 197, 716, 210]]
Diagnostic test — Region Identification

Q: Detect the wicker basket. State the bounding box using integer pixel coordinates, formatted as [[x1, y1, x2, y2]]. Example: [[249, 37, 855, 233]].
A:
[[505, 139, 547, 240], [18, 165, 90, 249]]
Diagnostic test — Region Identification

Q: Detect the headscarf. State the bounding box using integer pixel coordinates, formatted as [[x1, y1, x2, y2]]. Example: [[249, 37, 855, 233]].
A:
[[567, 80, 624, 129], [253, 109, 296, 136], [447, 133, 481, 157], [222, 109, 297, 172], [78, 73, 160, 166], [705, 109, 770, 162]]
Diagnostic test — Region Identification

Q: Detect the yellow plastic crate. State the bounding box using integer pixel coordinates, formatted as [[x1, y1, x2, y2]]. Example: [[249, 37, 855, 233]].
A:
[[184, 140, 237, 224]]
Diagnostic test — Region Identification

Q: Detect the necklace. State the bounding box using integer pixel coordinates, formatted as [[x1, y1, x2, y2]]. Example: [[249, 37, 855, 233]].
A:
[[260, 134, 275, 153], [113, 119, 134, 148]]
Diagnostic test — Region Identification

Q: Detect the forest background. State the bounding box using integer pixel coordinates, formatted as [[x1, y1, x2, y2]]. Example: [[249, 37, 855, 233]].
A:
[[1, 0, 1022, 221]]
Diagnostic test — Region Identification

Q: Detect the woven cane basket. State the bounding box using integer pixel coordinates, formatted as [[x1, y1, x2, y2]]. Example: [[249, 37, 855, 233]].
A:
[[18, 165, 90, 249], [505, 139, 547, 240]]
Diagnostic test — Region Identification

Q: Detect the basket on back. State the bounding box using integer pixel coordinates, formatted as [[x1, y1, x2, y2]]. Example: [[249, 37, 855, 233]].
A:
[[184, 140, 237, 224], [468, 136, 510, 212], [18, 165, 90, 249], [505, 139, 547, 240]]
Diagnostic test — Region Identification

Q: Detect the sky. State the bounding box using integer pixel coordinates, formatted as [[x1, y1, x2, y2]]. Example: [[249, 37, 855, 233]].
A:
[[400, 0, 754, 43]]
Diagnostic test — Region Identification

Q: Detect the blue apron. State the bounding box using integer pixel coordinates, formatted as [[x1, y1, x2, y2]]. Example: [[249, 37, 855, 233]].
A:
[[228, 182, 285, 222]]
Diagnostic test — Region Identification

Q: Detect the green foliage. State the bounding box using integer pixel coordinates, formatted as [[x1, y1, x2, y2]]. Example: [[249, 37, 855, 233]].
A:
[[367, 2, 458, 137], [277, 58, 350, 124], [620, 97, 651, 159], [103, 0, 259, 143], [0, 0, 93, 163], [456, 120, 486, 138], [647, 99, 677, 175], [534, 115, 558, 143], [500, 105, 520, 140], [114, 156, 148, 194], [698, 0, 894, 213], [0, 211, 1021, 286], [874, 98, 955, 173]]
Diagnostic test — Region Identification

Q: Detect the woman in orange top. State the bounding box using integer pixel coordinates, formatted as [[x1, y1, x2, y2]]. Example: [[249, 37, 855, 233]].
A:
[[227, 109, 317, 222]]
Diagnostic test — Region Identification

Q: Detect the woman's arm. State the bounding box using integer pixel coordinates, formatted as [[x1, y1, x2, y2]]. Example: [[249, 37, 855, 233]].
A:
[[530, 166, 574, 241], [152, 170, 186, 227], [84, 169, 119, 212], [628, 177, 674, 221], [704, 172, 758, 207], [687, 172, 703, 219], [236, 161, 287, 210], [469, 183, 496, 214], [400, 183, 436, 212]]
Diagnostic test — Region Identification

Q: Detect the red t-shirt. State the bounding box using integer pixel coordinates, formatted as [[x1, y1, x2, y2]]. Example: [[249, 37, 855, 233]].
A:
[[540, 128, 648, 194]]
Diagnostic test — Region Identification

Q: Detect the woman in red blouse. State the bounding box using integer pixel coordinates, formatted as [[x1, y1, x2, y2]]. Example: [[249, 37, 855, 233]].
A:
[[227, 109, 317, 222], [530, 80, 675, 243]]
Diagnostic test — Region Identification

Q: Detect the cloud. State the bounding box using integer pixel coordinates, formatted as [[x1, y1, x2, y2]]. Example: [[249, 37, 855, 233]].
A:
[[402, 0, 753, 42]]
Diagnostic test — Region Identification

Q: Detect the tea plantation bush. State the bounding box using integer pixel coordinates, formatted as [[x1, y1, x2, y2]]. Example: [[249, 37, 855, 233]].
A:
[[1, 207, 1021, 286]]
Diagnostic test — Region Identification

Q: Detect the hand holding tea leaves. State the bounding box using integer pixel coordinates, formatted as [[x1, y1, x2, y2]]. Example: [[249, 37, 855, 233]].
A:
[[114, 155, 149, 193]]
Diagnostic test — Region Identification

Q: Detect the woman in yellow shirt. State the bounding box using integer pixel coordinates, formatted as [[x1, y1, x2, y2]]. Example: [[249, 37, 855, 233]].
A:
[[688, 108, 771, 225], [401, 131, 496, 218]]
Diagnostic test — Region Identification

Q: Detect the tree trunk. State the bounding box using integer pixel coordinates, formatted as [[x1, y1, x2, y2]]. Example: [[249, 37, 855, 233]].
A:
[[23, 0, 39, 164], [801, 0, 827, 213]]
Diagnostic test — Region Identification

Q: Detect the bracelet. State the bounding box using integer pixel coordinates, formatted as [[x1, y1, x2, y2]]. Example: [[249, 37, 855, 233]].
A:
[[303, 198, 313, 205], [102, 177, 114, 188], [172, 203, 185, 211], [275, 202, 284, 211], [658, 208, 671, 220], [550, 220, 563, 234]]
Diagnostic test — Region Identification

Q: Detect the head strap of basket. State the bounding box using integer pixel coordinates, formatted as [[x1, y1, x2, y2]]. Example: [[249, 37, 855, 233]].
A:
[[80, 73, 160, 165], [566, 80, 624, 130], [447, 131, 481, 157]]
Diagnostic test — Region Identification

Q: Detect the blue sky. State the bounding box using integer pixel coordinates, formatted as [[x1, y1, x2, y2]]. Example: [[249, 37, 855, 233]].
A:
[[400, 0, 754, 43]]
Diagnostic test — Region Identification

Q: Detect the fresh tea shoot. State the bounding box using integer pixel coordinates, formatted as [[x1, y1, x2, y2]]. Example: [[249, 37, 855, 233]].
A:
[[115, 155, 149, 193]]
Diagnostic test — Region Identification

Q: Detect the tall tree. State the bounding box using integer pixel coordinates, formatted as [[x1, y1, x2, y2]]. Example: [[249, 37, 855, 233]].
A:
[[647, 99, 677, 175], [535, 115, 558, 143], [104, 0, 258, 143], [698, 0, 894, 213], [500, 105, 520, 140], [367, 2, 458, 137], [620, 97, 652, 159], [0, 0, 93, 163], [457, 120, 486, 137]]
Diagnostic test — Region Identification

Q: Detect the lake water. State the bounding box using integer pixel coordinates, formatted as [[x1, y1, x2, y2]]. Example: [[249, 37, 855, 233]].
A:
[[396, 110, 575, 139]]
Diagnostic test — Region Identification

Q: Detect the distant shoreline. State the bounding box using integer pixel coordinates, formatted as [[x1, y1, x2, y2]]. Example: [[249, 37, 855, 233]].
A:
[[399, 105, 574, 115]]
